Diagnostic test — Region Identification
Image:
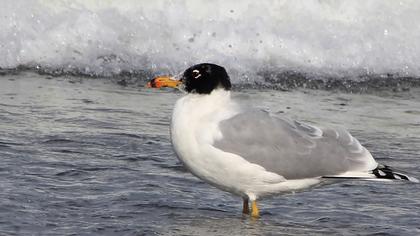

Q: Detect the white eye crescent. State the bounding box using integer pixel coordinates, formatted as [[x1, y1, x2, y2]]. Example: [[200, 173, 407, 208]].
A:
[[192, 69, 201, 79]]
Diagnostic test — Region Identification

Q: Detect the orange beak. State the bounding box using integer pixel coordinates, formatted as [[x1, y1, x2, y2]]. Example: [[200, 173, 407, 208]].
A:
[[146, 76, 182, 88]]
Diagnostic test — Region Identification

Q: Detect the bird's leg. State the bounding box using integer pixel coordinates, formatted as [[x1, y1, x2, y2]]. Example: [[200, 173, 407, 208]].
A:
[[251, 200, 260, 218], [242, 198, 249, 214]]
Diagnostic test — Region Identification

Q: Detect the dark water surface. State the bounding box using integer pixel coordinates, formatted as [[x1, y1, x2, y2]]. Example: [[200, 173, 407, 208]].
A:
[[1, 73, 419, 235]]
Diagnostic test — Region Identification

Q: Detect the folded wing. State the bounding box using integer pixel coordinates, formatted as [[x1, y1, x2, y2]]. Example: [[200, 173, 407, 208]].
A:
[[213, 110, 378, 180]]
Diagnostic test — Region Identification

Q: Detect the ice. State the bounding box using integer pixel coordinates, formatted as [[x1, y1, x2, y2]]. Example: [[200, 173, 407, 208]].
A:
[[1, 0, 419, 81]]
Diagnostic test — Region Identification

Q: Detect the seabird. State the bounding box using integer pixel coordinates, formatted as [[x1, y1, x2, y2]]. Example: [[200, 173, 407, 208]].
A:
[[147, 63, 418, 218]]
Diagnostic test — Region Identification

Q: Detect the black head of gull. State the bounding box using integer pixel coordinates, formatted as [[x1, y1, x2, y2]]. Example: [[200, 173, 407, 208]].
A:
[[147, 63, 231, 94], [182, 63, 231, 94]]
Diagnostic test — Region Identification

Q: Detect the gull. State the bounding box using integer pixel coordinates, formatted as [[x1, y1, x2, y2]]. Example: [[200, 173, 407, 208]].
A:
[[147, 63, 418, 218]]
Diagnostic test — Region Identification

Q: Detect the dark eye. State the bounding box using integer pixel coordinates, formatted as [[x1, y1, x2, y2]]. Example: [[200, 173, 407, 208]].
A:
[[192, 69, 201, 79]]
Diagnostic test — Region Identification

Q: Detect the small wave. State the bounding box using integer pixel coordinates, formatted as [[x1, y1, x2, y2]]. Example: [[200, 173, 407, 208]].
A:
[[51, 149, 86, 154], [41, 137, 106, 147], [0, 140, 27, 146], [82, 107, 136, 114], [254, 70, 420, 93], [1, 1, 420, 93], [107, 132, 145, 140], [42, 138, 81, 144], [55, 169, 88, 177], [3, 66, 420, 93]]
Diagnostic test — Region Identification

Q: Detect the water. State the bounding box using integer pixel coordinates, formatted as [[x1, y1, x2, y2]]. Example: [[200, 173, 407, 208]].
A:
[[1, 73, 419, 235], [1, 1, 420, 235], [2, 0, 420, 80]]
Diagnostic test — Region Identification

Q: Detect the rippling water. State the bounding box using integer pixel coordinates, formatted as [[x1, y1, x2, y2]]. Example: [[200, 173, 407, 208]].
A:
[[1, 73, 419, 235]]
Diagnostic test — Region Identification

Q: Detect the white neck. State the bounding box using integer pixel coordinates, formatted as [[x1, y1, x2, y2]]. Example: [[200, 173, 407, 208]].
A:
[[170, 89, 237, 177]]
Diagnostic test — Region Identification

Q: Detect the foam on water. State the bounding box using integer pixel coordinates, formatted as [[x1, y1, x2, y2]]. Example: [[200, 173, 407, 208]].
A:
[[1, 0, 420, 83]]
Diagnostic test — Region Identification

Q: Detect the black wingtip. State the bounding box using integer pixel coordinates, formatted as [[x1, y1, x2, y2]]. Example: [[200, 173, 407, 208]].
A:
[[372, 165, 419, 182]]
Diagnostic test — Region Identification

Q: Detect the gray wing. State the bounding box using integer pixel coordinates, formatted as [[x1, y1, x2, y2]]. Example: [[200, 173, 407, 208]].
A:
[[213, 110, 376, 179]]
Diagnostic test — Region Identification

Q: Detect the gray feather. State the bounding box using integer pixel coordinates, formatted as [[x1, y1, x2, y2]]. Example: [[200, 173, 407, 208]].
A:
[[213, 110, 373, 179]]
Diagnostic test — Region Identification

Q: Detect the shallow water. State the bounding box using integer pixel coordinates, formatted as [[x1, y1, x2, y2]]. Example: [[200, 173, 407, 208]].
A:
[[1, 73, 419, 235]]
